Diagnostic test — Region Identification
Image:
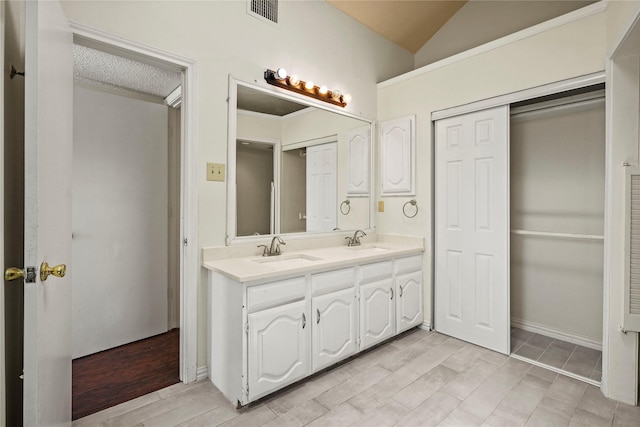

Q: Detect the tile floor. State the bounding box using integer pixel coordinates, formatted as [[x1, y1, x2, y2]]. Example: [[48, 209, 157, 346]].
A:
[[510, 327, 602, 382], [73, 329, 639, 427]]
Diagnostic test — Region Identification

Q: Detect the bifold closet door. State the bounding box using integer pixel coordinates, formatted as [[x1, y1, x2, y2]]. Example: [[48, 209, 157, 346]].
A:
[[435, 105, 510, 355]]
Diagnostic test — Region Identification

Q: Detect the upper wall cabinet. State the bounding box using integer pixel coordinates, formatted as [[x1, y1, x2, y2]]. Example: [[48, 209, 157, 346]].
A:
[[346, 126, 371, 196], [380, 116, 415, 196]]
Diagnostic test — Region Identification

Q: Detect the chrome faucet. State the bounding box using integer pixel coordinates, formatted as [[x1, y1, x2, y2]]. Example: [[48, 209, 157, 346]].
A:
[[257, 236, 286, 256], [345, 230, 366, 247]]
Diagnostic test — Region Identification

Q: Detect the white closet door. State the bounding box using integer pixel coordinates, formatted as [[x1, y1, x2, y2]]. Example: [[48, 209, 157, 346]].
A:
[[306, 143, 337, 232], [435, 105, 510, 355]]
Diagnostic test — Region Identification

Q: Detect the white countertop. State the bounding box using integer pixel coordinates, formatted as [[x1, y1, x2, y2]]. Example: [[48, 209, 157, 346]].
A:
[[203, 242, 424, 283]]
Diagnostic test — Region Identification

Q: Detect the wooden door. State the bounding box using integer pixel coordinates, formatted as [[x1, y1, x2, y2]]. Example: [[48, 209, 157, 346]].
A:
[[435, 106, 510, 354], [22, 0, 74, 424], [396, 271, 423, 333], [359, 279, 394, 350], [312, 288, 357, 372], [247, 300, 309, 401]]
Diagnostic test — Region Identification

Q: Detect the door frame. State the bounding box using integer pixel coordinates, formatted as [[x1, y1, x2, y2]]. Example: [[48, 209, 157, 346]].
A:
[[0, 0, 6, 423], [68, 22, 199, 383]]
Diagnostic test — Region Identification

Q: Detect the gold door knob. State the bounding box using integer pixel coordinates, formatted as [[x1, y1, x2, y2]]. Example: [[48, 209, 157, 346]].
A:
[[40, 262, 66, 281], [5, 267, 24, 281]]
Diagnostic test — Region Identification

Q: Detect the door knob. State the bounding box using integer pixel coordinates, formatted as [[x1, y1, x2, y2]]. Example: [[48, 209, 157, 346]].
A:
[[5, 267, 24, 281], [40, 262, 66, 281], [4, 266, 37, 283]]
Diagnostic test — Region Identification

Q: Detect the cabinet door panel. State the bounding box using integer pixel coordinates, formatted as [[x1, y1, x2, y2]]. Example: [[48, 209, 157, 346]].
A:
[[380, 116, 415, 195], [360, 279, 394, 350], [248, 300, 309, 400], [312, 288, 357, 372], [397, 271, 424, 333]]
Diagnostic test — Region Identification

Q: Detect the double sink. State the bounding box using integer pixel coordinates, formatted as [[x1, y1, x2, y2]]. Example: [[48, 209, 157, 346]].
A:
[[252, 243, 391, 269]]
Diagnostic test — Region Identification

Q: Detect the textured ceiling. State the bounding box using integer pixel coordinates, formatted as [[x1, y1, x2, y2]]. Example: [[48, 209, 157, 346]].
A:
[[73, 44, 182, 99], [327, 0, 467, 53], [237, 85, 309, 116]]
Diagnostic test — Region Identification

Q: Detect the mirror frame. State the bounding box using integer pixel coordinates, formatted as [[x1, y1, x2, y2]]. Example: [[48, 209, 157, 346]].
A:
[[226, 75, 376, 245]]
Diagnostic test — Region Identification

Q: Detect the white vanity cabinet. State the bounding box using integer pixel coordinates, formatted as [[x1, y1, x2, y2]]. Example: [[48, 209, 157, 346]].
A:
[[206, 247, 424, 407], [359, 261, 395, 350], [395, 255, 424, 333], [311, 268, 357, 372]]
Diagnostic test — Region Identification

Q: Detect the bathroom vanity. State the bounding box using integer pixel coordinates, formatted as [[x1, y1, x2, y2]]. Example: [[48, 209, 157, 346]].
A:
[[203, 242, 424, 407]]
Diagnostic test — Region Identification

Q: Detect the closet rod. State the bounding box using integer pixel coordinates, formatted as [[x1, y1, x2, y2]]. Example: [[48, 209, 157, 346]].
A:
[[510, 229, 604, 241]]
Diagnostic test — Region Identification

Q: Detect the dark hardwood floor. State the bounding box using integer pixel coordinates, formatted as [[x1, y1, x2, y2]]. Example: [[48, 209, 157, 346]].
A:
[[72, 328, 180, 421]]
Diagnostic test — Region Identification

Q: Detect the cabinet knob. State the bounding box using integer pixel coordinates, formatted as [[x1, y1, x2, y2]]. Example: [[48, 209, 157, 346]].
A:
[[317, 308, 321, 324], [399, 285, 403, 298], [390, 288, 394, 300], [302, 313, 306, 329]]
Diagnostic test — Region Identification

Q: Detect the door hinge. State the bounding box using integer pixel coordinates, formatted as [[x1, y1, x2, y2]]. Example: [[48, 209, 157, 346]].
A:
[[183, 238, 188, 247], [245, 323, 249, 334], [245, 385, 249, 396]]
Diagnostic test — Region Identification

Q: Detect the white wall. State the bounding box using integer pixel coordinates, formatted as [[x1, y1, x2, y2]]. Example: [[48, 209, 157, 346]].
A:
[[61, 0, 414, 368], [415, 0, 596, 68], [72, 86, 169, 358]]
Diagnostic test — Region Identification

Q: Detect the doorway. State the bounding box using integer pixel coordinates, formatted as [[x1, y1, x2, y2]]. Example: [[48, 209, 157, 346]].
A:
[[70, 41, 182, 419]]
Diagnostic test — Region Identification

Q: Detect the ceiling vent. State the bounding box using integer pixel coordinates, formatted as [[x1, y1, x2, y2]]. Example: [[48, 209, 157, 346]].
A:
[[248, 0, 278, 25]]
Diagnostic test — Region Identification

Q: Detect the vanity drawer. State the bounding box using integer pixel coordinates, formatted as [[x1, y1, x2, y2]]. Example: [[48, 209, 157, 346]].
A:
[[246, 276, 306, 312], [359, 260, 393, 284], [311, 267, 355, 296], [395, 255, 422, 275]]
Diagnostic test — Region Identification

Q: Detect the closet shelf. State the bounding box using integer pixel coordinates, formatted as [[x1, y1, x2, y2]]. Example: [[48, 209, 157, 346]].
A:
[[510, 229, 604, 241]]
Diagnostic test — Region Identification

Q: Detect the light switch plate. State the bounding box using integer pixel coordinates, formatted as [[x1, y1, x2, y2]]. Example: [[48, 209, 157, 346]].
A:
[[378, 201, 384, 212], [207, 163, 225, 182]]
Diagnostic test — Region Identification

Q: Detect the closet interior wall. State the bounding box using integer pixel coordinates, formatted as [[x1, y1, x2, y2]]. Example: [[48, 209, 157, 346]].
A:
[[509, 90, 605, 349]]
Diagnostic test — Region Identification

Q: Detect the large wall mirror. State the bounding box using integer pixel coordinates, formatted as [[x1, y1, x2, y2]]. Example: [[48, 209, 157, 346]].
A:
[[227, 77, 374, 244]]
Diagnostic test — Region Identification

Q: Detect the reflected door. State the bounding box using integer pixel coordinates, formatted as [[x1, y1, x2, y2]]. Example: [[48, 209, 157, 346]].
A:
[[434, 105, 510, 354], [306, 142, 337, 232]]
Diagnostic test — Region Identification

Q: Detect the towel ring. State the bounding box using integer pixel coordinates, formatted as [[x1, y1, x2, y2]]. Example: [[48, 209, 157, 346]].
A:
[[403, 199, 418, 218], [340, 200, 351, 215]]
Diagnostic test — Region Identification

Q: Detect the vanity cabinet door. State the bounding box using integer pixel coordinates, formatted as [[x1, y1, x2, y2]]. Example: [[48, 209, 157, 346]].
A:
[[396, 270, 423, 333], [359, 278, 395, 350], [248, 300, 310, 401], [312, 287, 357, 372]]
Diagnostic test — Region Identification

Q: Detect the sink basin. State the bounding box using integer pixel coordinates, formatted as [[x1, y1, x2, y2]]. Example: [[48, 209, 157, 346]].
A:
[[344, 244, 391, 255], [253, 254, 323, 268]]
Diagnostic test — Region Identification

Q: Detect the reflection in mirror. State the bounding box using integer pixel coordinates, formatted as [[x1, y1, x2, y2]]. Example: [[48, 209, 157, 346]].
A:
[[228, 79, 373, 241]]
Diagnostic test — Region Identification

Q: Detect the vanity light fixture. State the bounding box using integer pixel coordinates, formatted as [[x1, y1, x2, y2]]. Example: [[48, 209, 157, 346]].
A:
[[264, 68, 350, 107]]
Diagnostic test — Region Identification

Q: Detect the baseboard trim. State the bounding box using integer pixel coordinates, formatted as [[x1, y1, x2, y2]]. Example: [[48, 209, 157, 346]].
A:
[[511, 317, 602, 351], [196, 365, 208, 382], [419, 321, 432, 331]]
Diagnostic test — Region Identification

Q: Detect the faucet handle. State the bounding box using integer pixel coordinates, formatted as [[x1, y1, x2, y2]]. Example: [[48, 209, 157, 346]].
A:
[[257, 244, 268, 256], [345, 236, 353, 246]]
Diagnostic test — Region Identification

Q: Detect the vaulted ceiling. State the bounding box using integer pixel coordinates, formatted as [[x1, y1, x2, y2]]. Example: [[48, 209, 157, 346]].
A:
[[326, 0, 467, 53]]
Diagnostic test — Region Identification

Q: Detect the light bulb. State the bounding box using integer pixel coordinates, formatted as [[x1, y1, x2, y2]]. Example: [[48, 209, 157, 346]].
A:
[[319, 85, 328, 95], [288, 74, 300, 86], [342, 93, 352, 104], [331, 90, 342, 100], [275, 68, 287, 80], [304, 80, 314, 90]]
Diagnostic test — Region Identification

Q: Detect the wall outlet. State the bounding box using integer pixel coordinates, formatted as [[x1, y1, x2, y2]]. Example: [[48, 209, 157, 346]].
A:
[[378, 201, 384, 212], [207, 163, 225, 182]]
